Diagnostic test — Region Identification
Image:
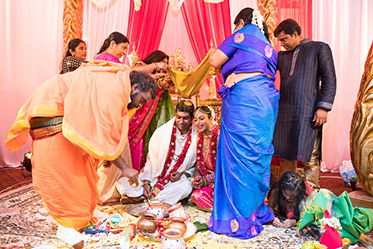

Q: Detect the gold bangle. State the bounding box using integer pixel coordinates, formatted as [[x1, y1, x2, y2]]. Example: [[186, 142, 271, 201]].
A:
[[142, 182, 151, 187]]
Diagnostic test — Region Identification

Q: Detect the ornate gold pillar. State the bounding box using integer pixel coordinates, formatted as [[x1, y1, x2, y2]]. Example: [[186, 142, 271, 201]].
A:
[[63, 0, 84, 52], [350, 41, 373, 196], [257, 0, 278, 50]]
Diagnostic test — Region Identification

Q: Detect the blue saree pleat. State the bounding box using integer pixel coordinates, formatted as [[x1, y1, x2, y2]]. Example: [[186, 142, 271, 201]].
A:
[[209, 75, 279, 239]]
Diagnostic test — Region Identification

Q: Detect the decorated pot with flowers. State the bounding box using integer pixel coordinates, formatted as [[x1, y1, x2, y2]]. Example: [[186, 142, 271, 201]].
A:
[[168, 202, 189, 222], [145, 200, 165, 220], [160, 228, 186, 249]]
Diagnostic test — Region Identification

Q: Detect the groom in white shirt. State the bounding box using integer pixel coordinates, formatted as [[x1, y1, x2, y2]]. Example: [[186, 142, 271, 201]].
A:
[[117, 100, 197, 205]]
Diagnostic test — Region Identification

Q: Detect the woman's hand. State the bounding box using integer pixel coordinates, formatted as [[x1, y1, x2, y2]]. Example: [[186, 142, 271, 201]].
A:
[[157, 74, 171, 88], [154, 62, 168, 71], [283, 218, 297, 228], [192, 176, 204, 189], [273, 217, 283, 228]]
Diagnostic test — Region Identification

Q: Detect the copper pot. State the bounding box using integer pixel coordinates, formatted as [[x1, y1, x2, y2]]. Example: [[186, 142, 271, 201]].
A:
[[166, 217, 187, 236], [137, 213, 157, 233]]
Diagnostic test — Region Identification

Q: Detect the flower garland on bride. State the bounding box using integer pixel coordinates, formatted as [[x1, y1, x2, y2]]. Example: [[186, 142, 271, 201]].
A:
[[196, 123, 219, 186]]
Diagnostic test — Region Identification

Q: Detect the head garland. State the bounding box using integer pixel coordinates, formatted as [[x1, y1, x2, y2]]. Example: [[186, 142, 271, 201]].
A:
[[251, 10, 265, 35]]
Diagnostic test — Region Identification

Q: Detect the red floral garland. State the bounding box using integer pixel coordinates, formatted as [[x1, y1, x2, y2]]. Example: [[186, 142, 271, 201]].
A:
[[196, 124, 219, 177], [152, 122, 192, 197]]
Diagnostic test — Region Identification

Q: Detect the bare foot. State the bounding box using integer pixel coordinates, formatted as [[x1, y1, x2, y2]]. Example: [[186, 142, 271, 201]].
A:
[[72, 240, 84, 249]]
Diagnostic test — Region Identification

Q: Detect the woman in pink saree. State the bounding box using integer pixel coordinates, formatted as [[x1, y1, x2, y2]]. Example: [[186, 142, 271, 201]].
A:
[[191, 106, 219, 212], [129, 50, 175, 172], [95, 35, 168, 204]]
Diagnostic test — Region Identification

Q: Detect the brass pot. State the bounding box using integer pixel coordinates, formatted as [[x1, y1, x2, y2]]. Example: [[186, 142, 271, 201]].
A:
[[137, 213, 157, 233], [166, 217, 187, 236]]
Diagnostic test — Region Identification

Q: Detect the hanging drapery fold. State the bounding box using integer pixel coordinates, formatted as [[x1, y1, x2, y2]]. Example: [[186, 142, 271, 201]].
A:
[[181, 0, 231, 94], [127, 0, 169, 59]]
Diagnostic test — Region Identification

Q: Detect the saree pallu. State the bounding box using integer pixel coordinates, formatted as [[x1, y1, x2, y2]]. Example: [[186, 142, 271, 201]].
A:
[[209, 75, 279, 239], [192, 186, 214, 210], [129, 89, 175, 171]]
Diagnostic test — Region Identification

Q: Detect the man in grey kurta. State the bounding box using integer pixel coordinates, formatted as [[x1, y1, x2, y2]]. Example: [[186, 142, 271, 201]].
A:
[[271, 19, 336, 189]]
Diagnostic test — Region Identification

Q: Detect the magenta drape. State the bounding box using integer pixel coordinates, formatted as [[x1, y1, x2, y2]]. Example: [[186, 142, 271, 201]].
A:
[[181, 0, 231, 93], [126, 0, 169, 59]]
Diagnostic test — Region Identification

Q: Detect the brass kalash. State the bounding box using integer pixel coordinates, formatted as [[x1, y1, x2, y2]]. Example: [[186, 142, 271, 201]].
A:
[[128, 44, 222, 124]]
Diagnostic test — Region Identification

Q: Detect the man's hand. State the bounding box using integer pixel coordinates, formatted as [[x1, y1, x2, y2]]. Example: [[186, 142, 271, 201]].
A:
[[273, 217, 283, 228], [192, 176, 204, 189], [122, 167, 138, 186], [143, 183, 152, 199], [170, 171, 182, 182], [282, 218, 297, 228], [313, 108, 328, 127]]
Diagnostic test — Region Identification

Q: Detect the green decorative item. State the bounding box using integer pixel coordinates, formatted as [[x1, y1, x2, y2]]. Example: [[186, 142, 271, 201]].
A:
[[193, 221, 209, 233], [298, 189, 373, 244]]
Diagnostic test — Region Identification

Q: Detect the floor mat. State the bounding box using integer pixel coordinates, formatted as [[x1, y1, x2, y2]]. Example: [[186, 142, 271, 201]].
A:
[[0, 186, 366, 248]]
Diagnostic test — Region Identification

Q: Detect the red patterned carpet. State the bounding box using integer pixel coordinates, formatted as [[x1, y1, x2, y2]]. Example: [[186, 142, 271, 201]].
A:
[[0, 167, 32, 195]]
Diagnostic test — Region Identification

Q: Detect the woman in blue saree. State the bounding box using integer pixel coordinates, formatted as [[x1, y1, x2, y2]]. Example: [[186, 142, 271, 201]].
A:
[[208, 8, 279, 239]]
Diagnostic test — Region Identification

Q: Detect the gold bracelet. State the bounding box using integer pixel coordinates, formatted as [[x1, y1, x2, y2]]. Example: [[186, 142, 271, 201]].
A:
[[142, 182, 151, 187]]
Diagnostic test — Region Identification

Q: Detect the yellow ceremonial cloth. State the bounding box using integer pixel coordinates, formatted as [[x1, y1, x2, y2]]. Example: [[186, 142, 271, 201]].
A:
[[167, 52, 215, 98]]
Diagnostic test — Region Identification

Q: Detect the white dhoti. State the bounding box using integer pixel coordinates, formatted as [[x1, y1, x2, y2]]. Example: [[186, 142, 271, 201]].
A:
[[116, 176, 193, 205]]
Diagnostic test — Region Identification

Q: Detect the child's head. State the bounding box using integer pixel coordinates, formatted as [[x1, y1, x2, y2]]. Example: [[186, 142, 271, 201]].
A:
[[278, 171, 306, 199], [270, 171, 308, 221]]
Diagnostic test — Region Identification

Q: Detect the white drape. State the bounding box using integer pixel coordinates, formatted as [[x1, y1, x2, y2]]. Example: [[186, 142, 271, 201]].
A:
[[313, 0, 373, 172], [0, 0, 64, 167], [82, 0, 130, 62]]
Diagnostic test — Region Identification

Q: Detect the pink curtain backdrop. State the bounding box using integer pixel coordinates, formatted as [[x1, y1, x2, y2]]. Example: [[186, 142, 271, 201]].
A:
[[0, 0, 64, 168], [181, 0, 232, 92], [277, 0, 313, 41], [1, 0, 373, 175], [127, 0, 169, 60], [313, 0, 373, 172]]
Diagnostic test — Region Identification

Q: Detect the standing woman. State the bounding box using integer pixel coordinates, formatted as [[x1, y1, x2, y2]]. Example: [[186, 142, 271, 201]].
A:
[[60, 38, 87, 74], [208, 8, 279, 238], [191, 106, 219, 212], [95, 31, 129, 63], [129, 50, 175, 171]]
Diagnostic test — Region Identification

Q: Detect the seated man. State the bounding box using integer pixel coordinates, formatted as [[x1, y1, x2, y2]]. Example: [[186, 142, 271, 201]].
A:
[[117, 100, 197, 206]]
